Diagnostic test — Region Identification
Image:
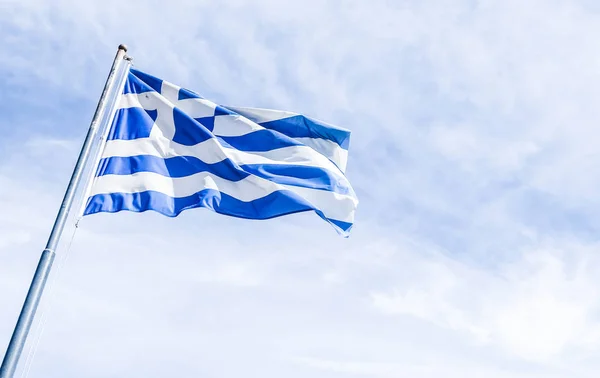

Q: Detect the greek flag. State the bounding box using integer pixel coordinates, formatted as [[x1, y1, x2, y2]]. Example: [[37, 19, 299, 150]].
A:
[[82, 69, 358, 236]]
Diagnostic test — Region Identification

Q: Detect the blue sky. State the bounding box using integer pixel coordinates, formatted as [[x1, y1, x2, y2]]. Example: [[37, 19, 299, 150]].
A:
[[2, 0, 600, 376]]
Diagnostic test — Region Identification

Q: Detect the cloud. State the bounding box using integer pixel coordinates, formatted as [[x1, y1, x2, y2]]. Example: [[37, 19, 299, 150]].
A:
[[3, 0, 600, 377], [293, 356, 571, 378], [370, 240, 600, 363]]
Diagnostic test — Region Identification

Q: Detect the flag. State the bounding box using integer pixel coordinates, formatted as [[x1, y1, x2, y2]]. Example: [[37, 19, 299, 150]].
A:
[[82, 68, 358, 236]]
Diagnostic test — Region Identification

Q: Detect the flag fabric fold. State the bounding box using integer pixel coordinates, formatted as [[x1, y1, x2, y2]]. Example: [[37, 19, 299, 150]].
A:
[[82, 68, 358, 236]]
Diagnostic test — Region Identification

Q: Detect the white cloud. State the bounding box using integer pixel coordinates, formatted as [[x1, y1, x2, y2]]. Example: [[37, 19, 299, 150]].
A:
[[370, 241, 600, 364], [293, 356, 570, 378], [2, 0, 600, 377]]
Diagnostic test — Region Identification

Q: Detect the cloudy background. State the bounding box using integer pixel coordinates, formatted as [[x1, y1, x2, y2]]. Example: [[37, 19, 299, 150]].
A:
[[2, 0, 600, 376]]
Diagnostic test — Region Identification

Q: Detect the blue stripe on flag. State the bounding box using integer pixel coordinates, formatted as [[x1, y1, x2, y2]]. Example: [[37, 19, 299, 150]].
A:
[[96, 156, 249, 181], [328, 218, 353, 233], [84, 190, 352, 235], [240, 164, 351, 194], [194, 117, 215, 131], [258, 115, 350, 149], [95, 156, 351, 195], [230, 111, 351, 149], [178, 87, 203, 100], [217, 129, 303, 152], [215, 106, 235, 116]]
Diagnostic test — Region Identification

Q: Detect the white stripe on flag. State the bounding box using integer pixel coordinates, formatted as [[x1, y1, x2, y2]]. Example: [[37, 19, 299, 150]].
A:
[[101, 136, 345, 176], [89, 171, 357, 223], [295, 137, 348, 172]]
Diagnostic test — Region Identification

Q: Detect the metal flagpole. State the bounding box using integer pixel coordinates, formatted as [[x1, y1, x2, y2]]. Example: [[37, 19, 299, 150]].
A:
[[0, 44, 130, 378]]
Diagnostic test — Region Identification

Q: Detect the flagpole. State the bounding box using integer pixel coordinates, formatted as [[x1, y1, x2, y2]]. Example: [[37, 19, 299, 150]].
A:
[[0, 44, 130, 378]]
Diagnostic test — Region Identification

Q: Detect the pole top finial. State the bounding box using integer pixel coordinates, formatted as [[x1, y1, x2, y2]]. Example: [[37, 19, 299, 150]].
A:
[[118, 44, 128, 52]]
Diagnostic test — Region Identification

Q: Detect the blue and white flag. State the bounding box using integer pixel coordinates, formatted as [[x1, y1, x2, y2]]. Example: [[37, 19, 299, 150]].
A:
[[82, 68, 358, 236]]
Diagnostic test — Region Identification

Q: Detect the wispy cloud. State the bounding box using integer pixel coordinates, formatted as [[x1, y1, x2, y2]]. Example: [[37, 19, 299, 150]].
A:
[[2, 0, 600, 377], [370, 240, 600, 363]]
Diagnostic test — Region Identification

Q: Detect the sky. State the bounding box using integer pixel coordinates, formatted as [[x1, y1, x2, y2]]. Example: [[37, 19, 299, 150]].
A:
[[2, 0, 600, 376]]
